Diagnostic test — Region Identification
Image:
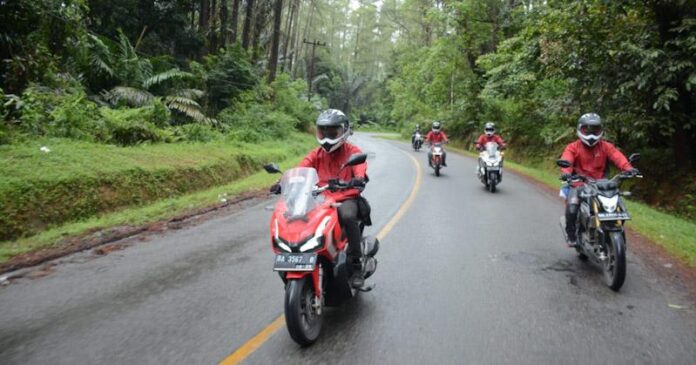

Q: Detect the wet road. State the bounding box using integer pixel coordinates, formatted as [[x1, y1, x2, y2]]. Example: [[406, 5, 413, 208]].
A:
[[1, 134, 694, 364]]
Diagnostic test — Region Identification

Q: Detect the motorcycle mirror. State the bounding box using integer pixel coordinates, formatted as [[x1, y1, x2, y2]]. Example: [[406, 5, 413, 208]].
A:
[[344, 153, 368, 167], [556, 159, 571, 168], [628, 153, 640, 163], [263, 163, 282, 174]]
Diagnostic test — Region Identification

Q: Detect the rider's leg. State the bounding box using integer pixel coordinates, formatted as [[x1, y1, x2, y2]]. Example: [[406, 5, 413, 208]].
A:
[[337, 199, 363, 286], [565, 188, 579, 246], [427, 150, 433, 167], [442, 150, 447, 166]]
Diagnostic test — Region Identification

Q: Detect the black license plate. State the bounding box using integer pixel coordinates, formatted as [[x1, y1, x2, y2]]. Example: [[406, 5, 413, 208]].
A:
[[273, 253, 317, 271], [597, 212, 631, 221]]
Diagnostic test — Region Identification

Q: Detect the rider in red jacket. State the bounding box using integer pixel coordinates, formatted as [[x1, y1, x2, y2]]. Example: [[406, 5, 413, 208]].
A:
[[476, 122, 506, 150], [425, 121, 448, 166], [560, 113, 639, 247], [280, 109, 368, 287]]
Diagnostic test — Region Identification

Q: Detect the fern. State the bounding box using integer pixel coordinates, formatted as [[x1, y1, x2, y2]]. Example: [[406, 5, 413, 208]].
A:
[[108, 86, 154, 106], [143, 69, 194, 89]]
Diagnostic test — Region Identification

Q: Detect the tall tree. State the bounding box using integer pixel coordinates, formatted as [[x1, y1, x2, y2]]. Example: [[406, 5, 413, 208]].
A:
[[241, 0, 255, 49], [230, 0, 241, 43], [267, 0, 284, 82], [220, 0, 229, 47]]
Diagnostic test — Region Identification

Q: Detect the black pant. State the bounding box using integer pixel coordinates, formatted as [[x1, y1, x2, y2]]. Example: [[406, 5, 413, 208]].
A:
[[338, 199, 361, 259], [565, 187, 580, 241]]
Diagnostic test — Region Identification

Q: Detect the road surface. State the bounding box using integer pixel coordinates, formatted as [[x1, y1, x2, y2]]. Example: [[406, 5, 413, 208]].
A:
[[1, 134, 694, 364]]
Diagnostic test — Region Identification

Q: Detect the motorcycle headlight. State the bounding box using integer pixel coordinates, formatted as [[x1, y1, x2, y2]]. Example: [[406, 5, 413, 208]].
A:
[[300, 236, 324, 252], [274, 238, 292, 252], [597, 195, 619, 213], [299, 216, 331, 253]]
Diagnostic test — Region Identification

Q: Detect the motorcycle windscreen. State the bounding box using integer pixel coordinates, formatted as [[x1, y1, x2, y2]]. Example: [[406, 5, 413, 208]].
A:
[[484, 142, 499, 157], [280, 167, 321, 218]]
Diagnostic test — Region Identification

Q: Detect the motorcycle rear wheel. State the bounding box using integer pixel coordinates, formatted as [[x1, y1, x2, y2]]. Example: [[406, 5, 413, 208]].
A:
[[604, 232, 626, 291], [285, 277, 322, 346]]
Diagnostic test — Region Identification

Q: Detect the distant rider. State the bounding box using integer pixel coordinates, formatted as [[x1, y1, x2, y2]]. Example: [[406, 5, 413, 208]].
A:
[[411, 124, 422, 145], [475, 122, 506, 151], [425, 121, 449, 166], [559, 113, 640, 247], [273, 109, 369, 287]]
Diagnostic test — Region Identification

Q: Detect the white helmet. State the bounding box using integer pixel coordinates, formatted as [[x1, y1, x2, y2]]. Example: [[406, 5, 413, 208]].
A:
[[484, 122, 495, 137], [577, 113, 603, 147], [316, 109, 351, 153]]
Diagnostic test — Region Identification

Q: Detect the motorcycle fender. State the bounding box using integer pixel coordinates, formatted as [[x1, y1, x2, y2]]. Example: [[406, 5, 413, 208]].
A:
[[285, 269, 321, 298], [333, 251, 354, 302]]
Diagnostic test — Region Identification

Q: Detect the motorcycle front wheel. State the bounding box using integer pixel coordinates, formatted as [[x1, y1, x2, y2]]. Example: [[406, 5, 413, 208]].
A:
[[488, 174, 497, 193], [604, 232, 626, 291], [285, 277, 322, 346]]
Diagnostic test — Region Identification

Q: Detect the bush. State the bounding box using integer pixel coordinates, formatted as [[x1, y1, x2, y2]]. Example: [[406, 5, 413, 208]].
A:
[[100, 102, 170, 145], [17, 86, 109, 141], [269, 74, 315, 131], [219, 104, 295, 143]]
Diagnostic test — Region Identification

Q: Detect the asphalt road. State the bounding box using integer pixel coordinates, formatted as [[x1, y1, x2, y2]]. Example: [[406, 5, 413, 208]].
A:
[[0, 134, 694, 364]]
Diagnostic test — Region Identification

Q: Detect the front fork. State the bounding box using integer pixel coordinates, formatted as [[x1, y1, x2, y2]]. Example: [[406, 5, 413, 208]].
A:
[[286, 266, 323, 314]]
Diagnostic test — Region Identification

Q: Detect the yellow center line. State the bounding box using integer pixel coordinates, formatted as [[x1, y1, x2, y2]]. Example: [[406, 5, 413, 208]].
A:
[[219, 149, 422, 365]]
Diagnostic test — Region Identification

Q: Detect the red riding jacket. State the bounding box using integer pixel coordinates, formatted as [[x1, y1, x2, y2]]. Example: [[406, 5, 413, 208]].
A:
[[476, 134, 506, 150], [560, 140, 633, 186], [299, 142, 367, 202], [425, 131, 449, 144]]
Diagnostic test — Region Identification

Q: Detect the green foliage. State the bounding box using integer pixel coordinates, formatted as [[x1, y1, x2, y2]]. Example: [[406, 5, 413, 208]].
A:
[[200, 46, 258, 114], [170, 124, 223, 143], [99, 101, 170, 145]]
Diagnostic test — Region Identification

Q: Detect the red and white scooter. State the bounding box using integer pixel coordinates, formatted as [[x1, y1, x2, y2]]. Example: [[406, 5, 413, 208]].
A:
[[264, 153, 378, 346]]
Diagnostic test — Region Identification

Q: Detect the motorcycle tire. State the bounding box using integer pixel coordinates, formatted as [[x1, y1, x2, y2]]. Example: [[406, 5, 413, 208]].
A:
[[489, 176, 497, 193], [285, 277, 322, 346], [604, 232, 626, 291], [435, 165, 440, 176]]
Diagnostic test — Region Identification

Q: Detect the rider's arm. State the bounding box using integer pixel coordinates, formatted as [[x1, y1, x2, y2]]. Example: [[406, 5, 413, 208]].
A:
[[298, 148, 318, 168], [559, 143, 577, 175], [604, 142, 633, 172], [442, 132, 449, 143], [475, 135, 484, 150], [495, 135, 506, 148]]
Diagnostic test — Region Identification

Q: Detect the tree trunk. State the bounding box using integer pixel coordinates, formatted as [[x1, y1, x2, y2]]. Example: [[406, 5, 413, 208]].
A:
[[281, 0, 297, 72], [210, 0, 218, 51], [242, 0, 255, 49], [251, 0, 268, 61], [267, 0, 283, 82], [230, 0, 241, 43], [200, 0, 210, 31], [220, 0, 229, 47]]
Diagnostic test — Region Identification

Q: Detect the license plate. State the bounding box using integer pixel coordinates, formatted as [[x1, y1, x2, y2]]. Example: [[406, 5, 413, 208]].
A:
[[487, 166, 500, 171], [597, 212, 631, 221], [273, 253, 317, 271]]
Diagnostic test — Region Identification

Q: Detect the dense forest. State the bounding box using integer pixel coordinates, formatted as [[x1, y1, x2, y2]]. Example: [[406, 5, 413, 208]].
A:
[[1, 0, 695, 218]]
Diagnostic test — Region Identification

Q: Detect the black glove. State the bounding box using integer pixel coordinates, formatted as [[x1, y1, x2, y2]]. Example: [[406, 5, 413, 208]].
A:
[[625, 168, 641, 177], [269, 182, 281, 194], [560, 173, 573, 181], [349, 178, 366, 189]]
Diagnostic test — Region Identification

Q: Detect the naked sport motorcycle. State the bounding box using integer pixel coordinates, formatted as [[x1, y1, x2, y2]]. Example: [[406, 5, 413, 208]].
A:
[[477, 142, 504, 192], [412, 132, 423, 151], [557, 153, 641, 291], [264, 153, 379, 345]]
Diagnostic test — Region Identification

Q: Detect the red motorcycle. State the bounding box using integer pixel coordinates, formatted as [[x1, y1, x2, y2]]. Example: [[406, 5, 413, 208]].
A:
[[263, 153, 379, 346]]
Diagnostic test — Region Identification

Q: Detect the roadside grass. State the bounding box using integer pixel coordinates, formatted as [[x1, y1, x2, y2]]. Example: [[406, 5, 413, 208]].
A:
[[0, 156, 303, 264], [0, 134, 313, 241], [376, 135, 696, 266]]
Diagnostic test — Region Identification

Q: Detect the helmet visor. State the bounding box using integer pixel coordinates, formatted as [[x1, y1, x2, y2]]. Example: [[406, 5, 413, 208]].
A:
[[580, 125, 602, 136], [485, 127, 495, 133], [317, 125, 345, 140]]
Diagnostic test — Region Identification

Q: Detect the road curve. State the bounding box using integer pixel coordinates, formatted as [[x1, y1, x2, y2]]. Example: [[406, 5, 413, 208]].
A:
[[0, 134, 694, 365]]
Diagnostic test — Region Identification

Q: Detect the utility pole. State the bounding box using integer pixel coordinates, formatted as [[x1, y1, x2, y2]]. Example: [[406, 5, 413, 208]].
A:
[[303, 39, 326, 101]]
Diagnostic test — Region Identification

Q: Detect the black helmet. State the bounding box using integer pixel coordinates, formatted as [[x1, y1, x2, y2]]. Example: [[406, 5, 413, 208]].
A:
[[432, 121, 442, 134], [577, 113, 603, 147], [316, 109, 350, 153], [485, 122, 496, 136]]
